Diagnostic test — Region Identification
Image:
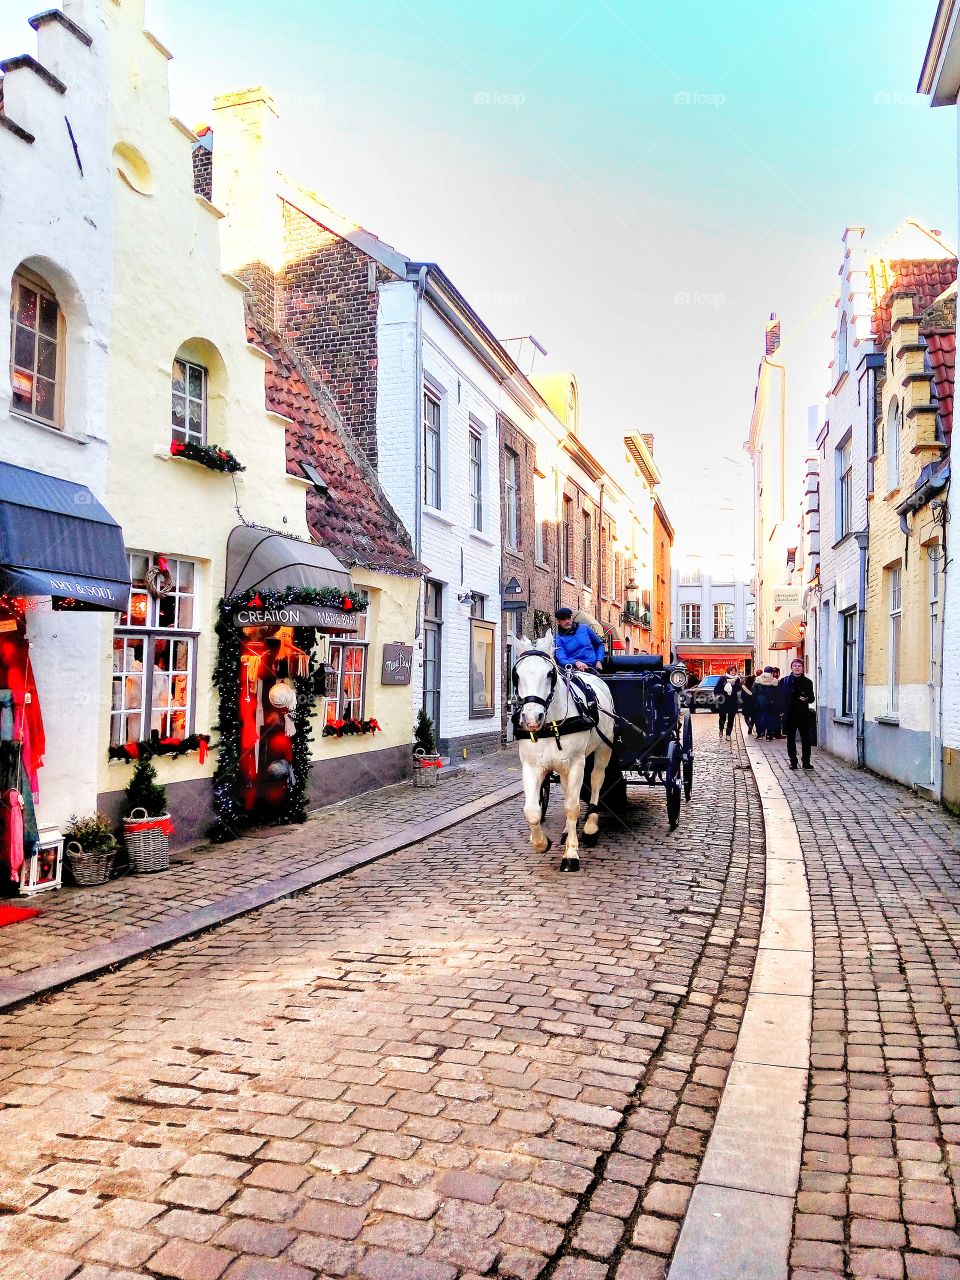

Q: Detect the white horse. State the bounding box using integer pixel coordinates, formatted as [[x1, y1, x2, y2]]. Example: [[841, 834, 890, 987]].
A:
[[513, 632, 616, 873]]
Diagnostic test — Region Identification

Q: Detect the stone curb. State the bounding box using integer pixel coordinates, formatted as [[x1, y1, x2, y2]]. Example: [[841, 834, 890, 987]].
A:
[[0, 777, 524, 1016], [668, 738, 812, 1280]]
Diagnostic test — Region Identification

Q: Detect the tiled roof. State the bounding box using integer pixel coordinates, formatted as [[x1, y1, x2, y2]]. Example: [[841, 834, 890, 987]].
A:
[[872, 258, 957, 344], [250, 317, 424, 576], [923, 292, 956, 445]]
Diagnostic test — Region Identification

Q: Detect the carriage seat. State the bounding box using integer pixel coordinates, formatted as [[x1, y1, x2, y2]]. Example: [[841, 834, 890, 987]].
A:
[[605, 654, 664, 673]]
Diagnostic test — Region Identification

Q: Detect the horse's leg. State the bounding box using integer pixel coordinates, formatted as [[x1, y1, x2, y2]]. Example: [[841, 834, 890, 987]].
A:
[[582, 740, 613, 847], [522, 757, 551, 855], [560, 753, 586, 872]]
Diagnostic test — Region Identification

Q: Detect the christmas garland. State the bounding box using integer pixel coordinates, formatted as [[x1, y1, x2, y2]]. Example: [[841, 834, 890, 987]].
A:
[[322, 718, 381, 738], [221, 584, 369, 615], [109, 733, 211, 763], [171, 439, 245, 473]]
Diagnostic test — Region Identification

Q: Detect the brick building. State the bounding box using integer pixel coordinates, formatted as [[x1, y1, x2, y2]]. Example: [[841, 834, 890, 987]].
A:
[[653, 495, 674, 659]]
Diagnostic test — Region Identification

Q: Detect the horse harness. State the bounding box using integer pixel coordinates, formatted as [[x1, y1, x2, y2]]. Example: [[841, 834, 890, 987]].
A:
[[511, 651, 616, 750]]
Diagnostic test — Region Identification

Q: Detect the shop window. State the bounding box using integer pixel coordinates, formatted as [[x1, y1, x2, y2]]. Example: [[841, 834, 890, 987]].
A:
[[470, 616, 496, 718], [111, 553, 198, 746], [10, 269, 64, 427], [326, 616, 368, 724], [172, 358, 207, 447]]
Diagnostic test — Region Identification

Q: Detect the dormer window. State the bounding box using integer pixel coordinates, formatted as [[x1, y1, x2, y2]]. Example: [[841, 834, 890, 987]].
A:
[[172, 358, 207, 447], [10, 270, 64, 427]]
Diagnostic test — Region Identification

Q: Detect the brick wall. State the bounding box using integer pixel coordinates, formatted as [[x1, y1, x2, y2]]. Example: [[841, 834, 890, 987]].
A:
[[192, 142, 212, 202], [278, 202, 395, 469]]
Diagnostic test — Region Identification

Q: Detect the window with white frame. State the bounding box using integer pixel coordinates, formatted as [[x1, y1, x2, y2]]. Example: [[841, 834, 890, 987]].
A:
[[10, 269, 64, 426], [888, 564, 902, 715], [929, 549, 941, 684], [837, 435, 853, 538], [534, 507, 545, 564], [840, 608, 856, 718], [713, 603, 734, 639], [745, 603, 755, 639], [423, 390, 441, 508], [172, 358, 207, 447], [503, 447, 519, 549], [111, 554, 198, 747], [562, 496, 573, 578], [469, 427, 483, 531], [886, 398, 901, 491], [325, 616, 368, 724], [680, 603, 701, 640], [582, 508, 593, 588]]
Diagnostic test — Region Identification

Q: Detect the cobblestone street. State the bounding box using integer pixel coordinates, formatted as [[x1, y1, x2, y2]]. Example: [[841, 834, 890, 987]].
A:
[[0, 717, 762, 1279]]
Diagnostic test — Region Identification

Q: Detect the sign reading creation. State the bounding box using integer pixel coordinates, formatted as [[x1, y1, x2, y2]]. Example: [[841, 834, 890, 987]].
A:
[[381, 643, 413, 685], [233, 604, 358, 631]]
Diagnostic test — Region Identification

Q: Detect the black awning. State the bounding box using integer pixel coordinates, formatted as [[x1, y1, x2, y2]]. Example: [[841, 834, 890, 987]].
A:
[[0, 462, 130, 611], [225, 525, 353, 598]]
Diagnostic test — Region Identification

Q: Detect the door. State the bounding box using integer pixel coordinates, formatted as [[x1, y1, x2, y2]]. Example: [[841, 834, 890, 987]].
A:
[[423, 580, 443, 741]]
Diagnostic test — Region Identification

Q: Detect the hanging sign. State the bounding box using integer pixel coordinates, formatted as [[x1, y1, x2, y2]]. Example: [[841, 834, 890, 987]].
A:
[[772, 586, 802, 612], [381, 643, 413, 686], [233, 604, 358, 631]]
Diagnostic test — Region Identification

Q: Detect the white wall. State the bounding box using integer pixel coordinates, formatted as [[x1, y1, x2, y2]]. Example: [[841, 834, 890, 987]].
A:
[[0, 2, 114, 829]]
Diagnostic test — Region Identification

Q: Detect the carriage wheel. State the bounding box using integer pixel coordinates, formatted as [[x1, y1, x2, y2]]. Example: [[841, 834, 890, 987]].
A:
[[681, 713, 694, 802], [666, 740, 682, 831], [539, 776, 551, 822]]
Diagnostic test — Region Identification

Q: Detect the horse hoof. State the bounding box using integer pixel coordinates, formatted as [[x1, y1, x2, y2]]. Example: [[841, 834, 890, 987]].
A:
[[542, 837, 553, 855], [559, 857, 580, 873], [581, 830, 598, 849]]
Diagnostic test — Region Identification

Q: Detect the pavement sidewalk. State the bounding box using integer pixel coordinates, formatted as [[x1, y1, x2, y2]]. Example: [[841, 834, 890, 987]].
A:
[[0, 749, 523, 1008]]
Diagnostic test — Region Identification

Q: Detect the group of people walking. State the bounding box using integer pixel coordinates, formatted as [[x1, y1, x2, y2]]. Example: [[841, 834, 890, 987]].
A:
[[711, 658, 815, 770]]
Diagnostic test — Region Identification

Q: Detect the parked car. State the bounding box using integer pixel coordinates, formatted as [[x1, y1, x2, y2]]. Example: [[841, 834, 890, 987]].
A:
[[682, 674, 724, 712]]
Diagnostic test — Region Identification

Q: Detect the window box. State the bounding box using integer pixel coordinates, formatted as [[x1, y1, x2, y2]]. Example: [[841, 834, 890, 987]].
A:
[[170, 439, 245, 473]]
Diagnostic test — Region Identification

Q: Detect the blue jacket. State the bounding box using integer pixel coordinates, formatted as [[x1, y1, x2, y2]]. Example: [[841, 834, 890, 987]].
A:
[[555, 623, 605, 669]]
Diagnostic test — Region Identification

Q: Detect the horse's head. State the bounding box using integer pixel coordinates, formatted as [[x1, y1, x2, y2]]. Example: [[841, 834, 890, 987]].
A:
[[512, 632, 557, 732]]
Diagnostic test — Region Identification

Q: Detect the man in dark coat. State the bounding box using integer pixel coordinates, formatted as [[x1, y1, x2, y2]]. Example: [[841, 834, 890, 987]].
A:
[[779, 658, 815, 769]]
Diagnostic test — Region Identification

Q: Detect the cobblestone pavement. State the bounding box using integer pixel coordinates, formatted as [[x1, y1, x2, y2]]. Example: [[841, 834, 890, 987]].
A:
[[0, 716, 761, 1279], [0, 754, 518, 981], [752, 736, 960, 1280]]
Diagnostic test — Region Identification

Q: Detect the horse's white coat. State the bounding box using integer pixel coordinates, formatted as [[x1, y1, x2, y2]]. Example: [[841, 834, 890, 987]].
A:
[[513, 633, 615, 869]]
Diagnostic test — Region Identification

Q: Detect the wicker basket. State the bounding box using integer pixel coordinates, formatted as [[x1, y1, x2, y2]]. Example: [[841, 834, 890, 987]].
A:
[[65, 839, 115, 887], [123, 808, 171, 873], [412, 749, 442, 788]]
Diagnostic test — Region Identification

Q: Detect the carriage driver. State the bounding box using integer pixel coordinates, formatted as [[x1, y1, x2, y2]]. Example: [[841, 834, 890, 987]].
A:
[[553, 607, 605, 672]]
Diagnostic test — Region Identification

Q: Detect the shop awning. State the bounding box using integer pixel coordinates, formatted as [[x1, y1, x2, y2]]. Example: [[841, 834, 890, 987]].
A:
[[574, 609, 624, 651], [226, 525, 352, 598], [0, 462, 130, 611], [769, 613, 806, 651]]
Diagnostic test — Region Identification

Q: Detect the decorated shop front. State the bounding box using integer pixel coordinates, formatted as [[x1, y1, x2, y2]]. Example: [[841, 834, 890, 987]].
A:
[[211, 525, 368, 838], [0, 462, 130, 894]]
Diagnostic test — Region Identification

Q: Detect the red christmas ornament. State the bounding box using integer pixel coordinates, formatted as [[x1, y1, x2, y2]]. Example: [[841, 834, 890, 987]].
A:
[[198, 738, 208, 764], [342, 598, 353, 610], [249, 594, 263, 607], [170, 441, 184, 455]]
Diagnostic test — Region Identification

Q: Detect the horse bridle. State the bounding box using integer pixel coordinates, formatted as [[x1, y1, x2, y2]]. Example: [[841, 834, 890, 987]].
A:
[[512, 649, 558, 719]]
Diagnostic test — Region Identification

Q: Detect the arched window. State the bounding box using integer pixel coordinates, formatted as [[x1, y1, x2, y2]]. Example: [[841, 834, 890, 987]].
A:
[[171, 339, 226, 449], [887, 396, 901, 490], [837, 314, 848, 377], [9, 267, 65, 426]]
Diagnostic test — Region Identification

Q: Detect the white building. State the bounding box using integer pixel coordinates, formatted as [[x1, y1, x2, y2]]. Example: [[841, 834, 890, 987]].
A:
[[0, 2, 130, 841], [671, 555, 755, 681]]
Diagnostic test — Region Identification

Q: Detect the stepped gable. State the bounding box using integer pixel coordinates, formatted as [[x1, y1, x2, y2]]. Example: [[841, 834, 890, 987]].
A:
[[922, 291, 956, 444], [251, 319, 423, 576], [872, 258, 957, 344]]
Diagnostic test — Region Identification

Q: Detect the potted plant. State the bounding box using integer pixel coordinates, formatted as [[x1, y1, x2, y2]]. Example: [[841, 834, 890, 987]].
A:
[[122, 756, 173, 873], [412, 709, 442, 788], [64, 814, 117, 887]]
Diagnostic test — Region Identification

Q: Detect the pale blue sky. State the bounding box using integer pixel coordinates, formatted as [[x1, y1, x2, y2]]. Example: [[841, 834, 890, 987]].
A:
[[2, 1, 955, 560]]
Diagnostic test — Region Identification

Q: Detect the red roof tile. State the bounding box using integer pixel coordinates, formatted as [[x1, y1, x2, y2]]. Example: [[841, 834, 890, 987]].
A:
[[250, 318, 423, 576], [872, 258, 957, 344], [924, 295, 956, 445]]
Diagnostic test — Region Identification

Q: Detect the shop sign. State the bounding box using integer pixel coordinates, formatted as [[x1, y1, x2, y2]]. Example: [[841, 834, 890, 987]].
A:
[[772, 586, 802, 612], [381, 643, 413, 686], [233, 604, 359, 631]]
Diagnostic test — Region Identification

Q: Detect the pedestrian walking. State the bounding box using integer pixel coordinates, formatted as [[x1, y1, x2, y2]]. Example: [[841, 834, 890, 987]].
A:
[[741, 672, 757, 734], [716, 665, 741, 739], [553, 607, 605, 672], [779, 658, 815, 769], [771, 667, 784, 737], [752, 667, 780, 739]]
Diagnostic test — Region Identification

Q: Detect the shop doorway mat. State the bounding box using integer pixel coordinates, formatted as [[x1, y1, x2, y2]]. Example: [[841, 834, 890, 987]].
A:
[[0, 906, 41, 928]]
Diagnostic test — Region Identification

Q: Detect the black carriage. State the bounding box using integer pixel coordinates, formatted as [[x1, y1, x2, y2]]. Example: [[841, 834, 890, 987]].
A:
[[537, 653, 693, 832]]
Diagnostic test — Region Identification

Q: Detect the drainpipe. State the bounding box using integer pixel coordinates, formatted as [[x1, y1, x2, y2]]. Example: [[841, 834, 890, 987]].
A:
[[412, 265, 429, 563], [855, 528, 869, 768], [597, 481, 605, 606]]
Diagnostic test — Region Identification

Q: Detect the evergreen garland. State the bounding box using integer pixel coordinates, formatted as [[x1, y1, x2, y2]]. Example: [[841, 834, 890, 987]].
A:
[[221, 584, 369, 615], [171, 439, 245, 473]]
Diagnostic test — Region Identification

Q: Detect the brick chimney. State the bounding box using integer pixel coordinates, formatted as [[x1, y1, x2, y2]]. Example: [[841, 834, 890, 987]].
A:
[[765, 312, 781, 356], [210, 87, 284, 328]]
